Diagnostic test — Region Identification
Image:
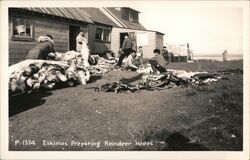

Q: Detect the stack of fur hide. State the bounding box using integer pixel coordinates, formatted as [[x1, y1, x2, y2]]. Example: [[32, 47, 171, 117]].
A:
[[9, 58, 90, 94], [9, 43, 92, 94]]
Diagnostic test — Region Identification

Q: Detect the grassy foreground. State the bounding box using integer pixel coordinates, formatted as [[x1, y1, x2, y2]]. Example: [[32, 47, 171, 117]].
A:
[[9, 60, 243, 151]]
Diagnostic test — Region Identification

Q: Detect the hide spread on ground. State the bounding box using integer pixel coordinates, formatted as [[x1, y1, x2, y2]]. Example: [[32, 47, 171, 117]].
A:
[[9, 47, 230, 94]]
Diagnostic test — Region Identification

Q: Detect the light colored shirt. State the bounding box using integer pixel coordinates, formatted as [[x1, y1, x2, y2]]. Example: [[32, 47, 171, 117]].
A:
[[76, 34, 88, 52], [137, 49, 143, 57], [124, 54, 138, 69]]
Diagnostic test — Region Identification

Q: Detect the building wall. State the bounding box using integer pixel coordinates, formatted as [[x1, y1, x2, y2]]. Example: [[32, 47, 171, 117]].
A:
[[88, 23, 111, 55], [111, 27, 160, 58], [9, 10, 88, 65], [167, 44, 188, 56], [156, 33, 164, 51], [87, 24, 96, 53]]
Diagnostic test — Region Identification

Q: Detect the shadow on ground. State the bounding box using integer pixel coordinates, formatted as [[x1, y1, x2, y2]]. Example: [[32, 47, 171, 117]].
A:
[[119, 74, 142, 83], [88, 75, 102, 83], [133, 128, 208, 151], [9, 91, 53, 117]]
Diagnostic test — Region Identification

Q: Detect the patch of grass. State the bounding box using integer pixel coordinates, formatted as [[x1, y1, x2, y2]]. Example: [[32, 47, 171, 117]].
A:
[[194, 85, 215, 92], [185, 89, 197, 96], [212, 91, 242, 114], [221, 84, 228, 89]]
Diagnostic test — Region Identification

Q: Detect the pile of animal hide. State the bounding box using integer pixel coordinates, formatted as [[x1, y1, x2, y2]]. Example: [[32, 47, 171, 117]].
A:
[[95, 70, 224, 93], [9, 59, 90, 93], [9, 43, 91, 94], [88, 57, 117, 75], [136, 64, 154, 74], [95, 81, 137, 93], [9, 47, 117, 94]]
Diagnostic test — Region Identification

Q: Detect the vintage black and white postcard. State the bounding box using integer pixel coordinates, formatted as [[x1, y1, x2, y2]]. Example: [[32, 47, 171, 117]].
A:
[[0, 0, 249, 160]]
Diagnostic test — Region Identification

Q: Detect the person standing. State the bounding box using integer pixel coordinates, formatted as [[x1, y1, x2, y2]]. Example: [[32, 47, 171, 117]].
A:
[[136, 46, 144, 67], [162, 46, 168, 61], [116, 33, 132, 66], [26, 35, 55, 60], [137, 46, 143, 59], [222, 50, 228, 62], [76, 30, 88, 52]]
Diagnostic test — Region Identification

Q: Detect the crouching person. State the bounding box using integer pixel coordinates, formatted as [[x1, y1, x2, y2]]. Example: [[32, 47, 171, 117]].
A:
[[124, 50, 138, 71], [148, 49, 169, 73], [26, 35, 55, 60]]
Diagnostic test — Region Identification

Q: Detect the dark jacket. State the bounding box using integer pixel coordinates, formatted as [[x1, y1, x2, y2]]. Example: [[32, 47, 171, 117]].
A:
[[122, 37, 132, 50], [26, 37, 55, 60], [149, 54, 168, 72]]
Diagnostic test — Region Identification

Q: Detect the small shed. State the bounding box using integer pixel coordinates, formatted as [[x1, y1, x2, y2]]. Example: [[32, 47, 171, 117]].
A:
[[167, 43, 189, 62]]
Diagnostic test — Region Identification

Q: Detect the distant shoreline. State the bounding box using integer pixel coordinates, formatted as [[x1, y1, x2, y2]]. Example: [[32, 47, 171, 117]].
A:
[[193, 54, 243, 61], [194, 54, 243, 57]]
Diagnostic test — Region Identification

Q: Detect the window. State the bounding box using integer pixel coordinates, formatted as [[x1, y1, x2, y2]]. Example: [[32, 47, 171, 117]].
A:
[[103, 29, 110, 41], [13, 17, 33, 39], [128, 12, 134, 22], [95, 28, 102, 40], [95, 27, 111, 42]]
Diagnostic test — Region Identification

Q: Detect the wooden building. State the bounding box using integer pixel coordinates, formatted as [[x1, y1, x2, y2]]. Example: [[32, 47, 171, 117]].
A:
[[9, 7, 164, 65], [81, 8, 119, 54], [167, 43, 189, 62], [8, 8, 94, 65], [102, 7, 164, 58]]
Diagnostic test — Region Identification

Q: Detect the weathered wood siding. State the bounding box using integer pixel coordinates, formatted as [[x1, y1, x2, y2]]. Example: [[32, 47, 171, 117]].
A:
[[88, 23, 111, 55], [156, 33, 164, 51], [92, 42, 111, 55], [9, 10, 88, 65], [87, 24, 96, 53], [111, 28, 161, 58]]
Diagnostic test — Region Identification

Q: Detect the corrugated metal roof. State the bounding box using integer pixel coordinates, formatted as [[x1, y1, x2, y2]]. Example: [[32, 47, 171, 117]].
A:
[[80, 8, 119, 27], [24, 7, 93, 23]]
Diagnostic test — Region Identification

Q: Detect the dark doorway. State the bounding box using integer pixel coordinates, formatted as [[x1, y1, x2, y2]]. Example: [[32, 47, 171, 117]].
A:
[[69, 25, 80, 51], [120, 33, 127, 48], [120, 32, 136, 48]]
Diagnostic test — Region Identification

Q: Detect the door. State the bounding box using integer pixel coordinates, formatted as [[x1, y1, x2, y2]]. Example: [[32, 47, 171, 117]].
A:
[[120, 32, 127, 48], [69, 25, 80, 51], [120, 32, 136, 49]]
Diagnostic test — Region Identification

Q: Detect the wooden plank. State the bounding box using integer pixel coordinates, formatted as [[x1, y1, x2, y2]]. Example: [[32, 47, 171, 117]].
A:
[[9, 43, 35, 50], [35, 26, 68, 33], [9, 47, 31, 52], [93, 41, 111, 54], [9, 53, 28, 58], [9, 40, 36, 45], [34, 17, 68, 27]]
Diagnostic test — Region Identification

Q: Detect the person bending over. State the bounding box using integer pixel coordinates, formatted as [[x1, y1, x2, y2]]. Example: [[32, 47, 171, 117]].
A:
[[26, 35, 55, 60]]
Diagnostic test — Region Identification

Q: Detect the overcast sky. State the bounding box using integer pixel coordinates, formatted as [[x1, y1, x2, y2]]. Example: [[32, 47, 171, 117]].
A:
[[133, 6, 243, 55]]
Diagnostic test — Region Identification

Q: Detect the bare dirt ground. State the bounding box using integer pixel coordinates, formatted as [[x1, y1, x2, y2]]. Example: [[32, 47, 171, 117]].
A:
[[9, 60, 243, 151]]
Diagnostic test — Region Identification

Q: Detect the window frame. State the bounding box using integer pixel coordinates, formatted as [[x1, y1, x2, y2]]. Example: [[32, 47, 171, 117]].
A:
[[95, 27, 111, 43], [128, 11, 134, 22], [11, 15, 34, 41], [95, 27, 103, 41]]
